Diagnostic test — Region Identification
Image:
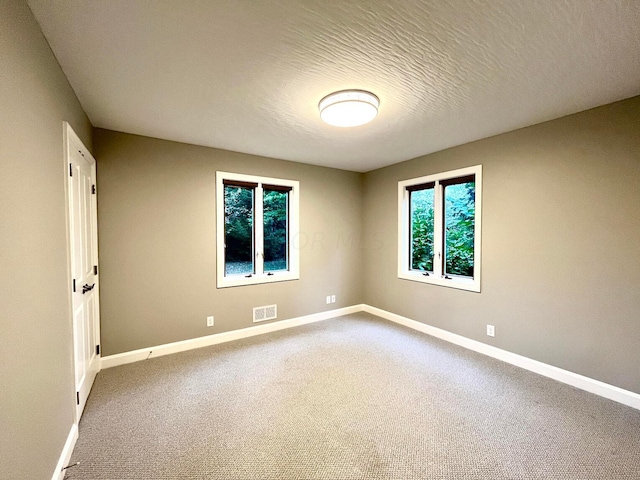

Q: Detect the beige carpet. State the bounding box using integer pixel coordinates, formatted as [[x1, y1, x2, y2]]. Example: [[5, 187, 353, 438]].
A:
[[65, 313, 640, 479]]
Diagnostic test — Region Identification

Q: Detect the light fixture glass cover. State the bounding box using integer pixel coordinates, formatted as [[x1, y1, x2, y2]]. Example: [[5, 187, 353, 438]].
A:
[[319, 90, 379, 127]]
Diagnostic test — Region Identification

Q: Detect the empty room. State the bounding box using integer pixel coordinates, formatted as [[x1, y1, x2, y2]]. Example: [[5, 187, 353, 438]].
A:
[[2, 1, 640, 479]]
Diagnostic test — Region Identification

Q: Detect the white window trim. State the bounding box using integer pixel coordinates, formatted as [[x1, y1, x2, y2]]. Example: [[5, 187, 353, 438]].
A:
[[398, 165, 482, 292], [216, 171, 300, 288]]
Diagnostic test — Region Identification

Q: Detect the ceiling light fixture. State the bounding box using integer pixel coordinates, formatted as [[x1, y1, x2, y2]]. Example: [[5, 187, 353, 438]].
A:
[[319, 90, 379, 127]]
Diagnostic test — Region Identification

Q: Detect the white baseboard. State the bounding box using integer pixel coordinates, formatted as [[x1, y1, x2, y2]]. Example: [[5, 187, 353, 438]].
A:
[[101, 305, 362, 369], [51, 423, 78, 480], [363, 305, 640, 411], [100, 303, 639, 411]]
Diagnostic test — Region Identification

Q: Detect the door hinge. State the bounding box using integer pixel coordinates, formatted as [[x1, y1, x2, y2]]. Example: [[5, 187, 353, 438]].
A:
[[73, 279, 76, 293], [76, 391, 80, 405], [96, 344, 100, 355], [92, 184, 96, 194], [69, 163, 73, 177], [94, 265, 98, 275]]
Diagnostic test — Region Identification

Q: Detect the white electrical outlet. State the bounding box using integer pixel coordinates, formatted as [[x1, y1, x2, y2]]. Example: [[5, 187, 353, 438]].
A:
[[487, 324, 495, 337], [326, 295, 331, 304], [207, 316, 214, 327], [331, 295, 336, 303]]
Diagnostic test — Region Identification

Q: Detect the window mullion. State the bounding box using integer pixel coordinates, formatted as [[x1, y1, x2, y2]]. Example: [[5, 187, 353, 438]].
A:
[[402, 188, 410, 271], [285, 191, 291, 270], [433, 181, 444, 277], [255, 185, 264, 275], [407, 190, 414, 270]]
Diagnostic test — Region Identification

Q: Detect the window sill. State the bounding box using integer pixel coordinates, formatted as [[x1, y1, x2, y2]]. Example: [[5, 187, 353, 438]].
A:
[[217, 271, 299, 288], [398, 271, 480, 292]]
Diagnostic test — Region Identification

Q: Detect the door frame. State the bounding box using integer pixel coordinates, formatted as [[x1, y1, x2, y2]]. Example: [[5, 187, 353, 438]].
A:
[[63, 121, 101, 423]]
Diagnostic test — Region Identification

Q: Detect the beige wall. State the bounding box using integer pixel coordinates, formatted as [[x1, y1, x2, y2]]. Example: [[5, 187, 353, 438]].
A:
[[94, 129, 364, 355], [363, 97, 640, 394], [0, 1, 93, 478]]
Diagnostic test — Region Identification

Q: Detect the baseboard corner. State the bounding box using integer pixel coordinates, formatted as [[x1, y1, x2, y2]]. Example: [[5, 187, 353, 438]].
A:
[[101, 302, 640, 410]]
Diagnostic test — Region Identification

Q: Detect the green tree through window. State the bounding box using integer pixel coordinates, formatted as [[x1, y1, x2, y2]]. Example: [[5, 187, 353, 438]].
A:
[[224, 185, 253, 275], [218, 172, 298, 288], [224, 187, 290, 275], [263, 189, 288, 272], [410, 188, 434, 271], [400, 166, 481, 292], [409, 180, 475, 277], [444, 181, 475, 277]]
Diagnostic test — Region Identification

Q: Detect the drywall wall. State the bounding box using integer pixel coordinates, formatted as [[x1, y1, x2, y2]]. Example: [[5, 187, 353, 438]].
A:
[[363, 96, 640, 394], [0, 1, 93, 479], [94, 129, 364, 355]]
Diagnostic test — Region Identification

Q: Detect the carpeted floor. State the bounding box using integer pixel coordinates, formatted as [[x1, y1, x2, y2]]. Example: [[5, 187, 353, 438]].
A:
[[65, 313, 640, 479]]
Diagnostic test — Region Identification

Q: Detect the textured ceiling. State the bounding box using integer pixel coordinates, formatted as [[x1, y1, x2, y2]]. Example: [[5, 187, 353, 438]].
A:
[[28, 0, 640, 172]]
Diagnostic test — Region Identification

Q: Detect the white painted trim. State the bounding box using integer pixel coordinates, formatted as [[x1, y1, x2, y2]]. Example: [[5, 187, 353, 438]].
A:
[[51, 423, 78, 480], [397, 164, 482, 293], [63, 121, 101, 423], [101, 303, 640, 410], [215, 171, 300, 288], [101, 305, 361, 369], [363, 305, 640, 411]]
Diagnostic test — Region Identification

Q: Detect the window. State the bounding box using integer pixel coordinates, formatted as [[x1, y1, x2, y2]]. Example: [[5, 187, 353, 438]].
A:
[[398, 165, 482, 292], [216, 172, 299, 288]]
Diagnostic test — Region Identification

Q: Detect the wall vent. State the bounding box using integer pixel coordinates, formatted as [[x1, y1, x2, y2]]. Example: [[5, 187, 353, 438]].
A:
[[253, 304, 277, 323]]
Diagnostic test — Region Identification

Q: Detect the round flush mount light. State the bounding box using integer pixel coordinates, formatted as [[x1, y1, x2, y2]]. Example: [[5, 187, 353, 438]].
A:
[[319, 90, 379, 127]]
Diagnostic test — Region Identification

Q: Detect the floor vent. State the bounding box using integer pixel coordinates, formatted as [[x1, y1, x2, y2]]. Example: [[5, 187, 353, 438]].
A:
[[253, 304, 277, 323]]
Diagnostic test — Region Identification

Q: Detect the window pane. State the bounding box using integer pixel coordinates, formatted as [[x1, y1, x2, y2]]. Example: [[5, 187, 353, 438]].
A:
[[224, 185, 254, 276], [410, 188, 434, 271], [444, 181, 475, 277], [263, 189, 288, 272]]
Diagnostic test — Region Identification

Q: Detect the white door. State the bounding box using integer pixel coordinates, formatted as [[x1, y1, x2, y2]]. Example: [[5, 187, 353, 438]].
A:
[[65, 123, 101, 421]]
